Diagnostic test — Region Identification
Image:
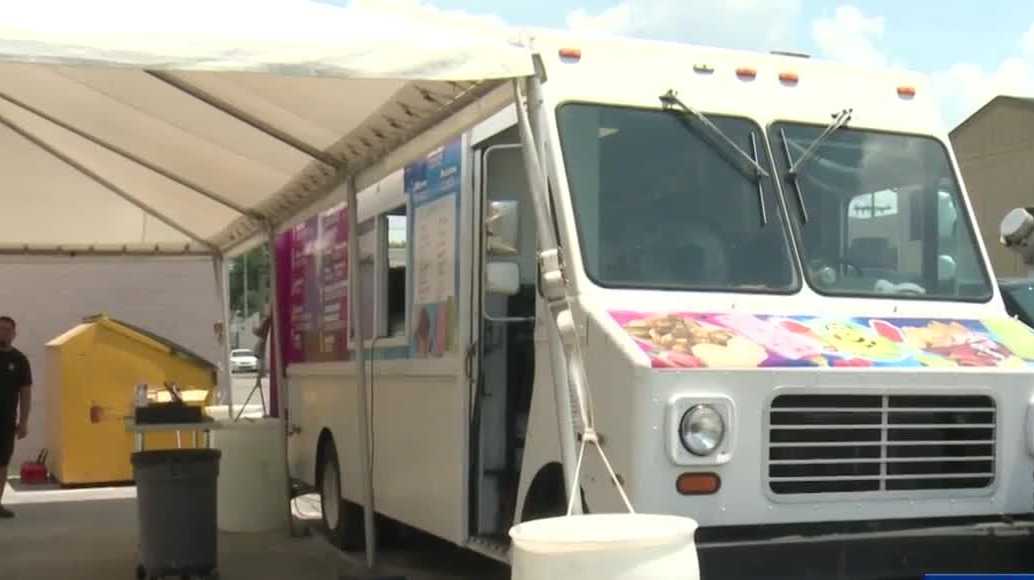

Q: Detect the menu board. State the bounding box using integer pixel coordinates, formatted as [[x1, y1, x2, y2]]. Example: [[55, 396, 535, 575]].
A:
[[275, 205, 350, 364], [405, 139, 462, 358], [317, 204, 349, 360], [276, 216, 319, 364]]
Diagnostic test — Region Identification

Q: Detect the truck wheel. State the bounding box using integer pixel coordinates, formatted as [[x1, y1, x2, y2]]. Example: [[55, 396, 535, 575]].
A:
[[318, 439, 365, 550]]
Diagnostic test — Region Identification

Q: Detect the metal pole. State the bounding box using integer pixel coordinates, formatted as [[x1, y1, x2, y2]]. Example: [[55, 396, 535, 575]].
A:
[[146, 71, 340, 167], [513, 76, 586, 512], [346, 177, 377, 569], [214, 256, 235, 416], [0, 91, 262, 221], [265, 224, 296, 536], [0, 109, 216, 253], [243, 252, 249, 324]]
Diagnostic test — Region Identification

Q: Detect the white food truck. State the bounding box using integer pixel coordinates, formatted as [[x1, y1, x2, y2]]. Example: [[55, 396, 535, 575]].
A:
[[282, 34, 1034, 578]]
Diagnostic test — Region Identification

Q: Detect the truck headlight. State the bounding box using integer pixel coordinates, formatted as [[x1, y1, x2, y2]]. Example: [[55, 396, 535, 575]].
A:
[[680, 405, 725, 456]]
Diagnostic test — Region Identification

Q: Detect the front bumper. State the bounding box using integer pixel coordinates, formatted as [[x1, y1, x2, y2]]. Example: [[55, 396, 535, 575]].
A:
[[697, 516, 1034, 580]]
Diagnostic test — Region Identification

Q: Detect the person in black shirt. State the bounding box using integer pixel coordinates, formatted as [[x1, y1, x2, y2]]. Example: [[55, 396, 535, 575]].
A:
[[0, 316, 32, 519]]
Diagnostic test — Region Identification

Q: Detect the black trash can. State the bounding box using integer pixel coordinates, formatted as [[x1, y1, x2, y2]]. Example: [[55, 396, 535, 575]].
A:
[[132, 449, 221, 580]]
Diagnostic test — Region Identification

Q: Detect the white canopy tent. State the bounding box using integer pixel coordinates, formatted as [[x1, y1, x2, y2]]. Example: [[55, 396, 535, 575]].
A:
[[0, 0, 536, 566], [0, 0, 532, 256], [0, 0, 532, 402]]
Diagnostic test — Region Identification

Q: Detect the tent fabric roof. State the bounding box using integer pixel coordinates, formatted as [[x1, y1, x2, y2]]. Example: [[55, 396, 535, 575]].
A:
[[0, 0, 532, 256]]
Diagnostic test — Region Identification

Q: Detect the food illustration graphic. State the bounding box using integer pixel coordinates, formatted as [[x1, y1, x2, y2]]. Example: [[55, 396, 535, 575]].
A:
[[810, 320, 907, 362], [902, 320, 1023, 367], [613, 311, 1034, 369], [981, 318, 1034, 360], [623, 314, 767, 368], [711, 313, 824, 361]]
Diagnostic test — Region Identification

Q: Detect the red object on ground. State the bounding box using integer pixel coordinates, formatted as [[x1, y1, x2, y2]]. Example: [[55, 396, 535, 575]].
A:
[[20, 449, 48, 485]]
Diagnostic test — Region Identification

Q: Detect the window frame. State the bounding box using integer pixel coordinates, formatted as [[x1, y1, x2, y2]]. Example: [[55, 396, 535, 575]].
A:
[[381, 204, 410, 342], [349, 202, 411, 350]]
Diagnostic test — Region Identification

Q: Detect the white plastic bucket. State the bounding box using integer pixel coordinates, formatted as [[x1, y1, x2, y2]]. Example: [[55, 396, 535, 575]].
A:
[[510, 514, 699, 580], [209, 418, 288, 532]]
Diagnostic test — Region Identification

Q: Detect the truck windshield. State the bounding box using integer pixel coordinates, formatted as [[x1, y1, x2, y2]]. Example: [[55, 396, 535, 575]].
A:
[[769, 123, 992, 301], [556, 104, 798, 292]]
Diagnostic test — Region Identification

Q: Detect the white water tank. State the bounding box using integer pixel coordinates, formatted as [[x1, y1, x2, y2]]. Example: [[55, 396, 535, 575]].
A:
[[510, 514, 699, 580], [208, 416, 288, 532]]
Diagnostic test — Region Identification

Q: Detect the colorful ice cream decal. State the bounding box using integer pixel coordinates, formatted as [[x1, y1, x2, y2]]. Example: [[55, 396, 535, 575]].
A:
[[610, 311, 1034, 369]]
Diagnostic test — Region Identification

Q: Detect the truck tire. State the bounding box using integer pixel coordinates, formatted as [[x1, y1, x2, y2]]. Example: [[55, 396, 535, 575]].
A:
[[318, 439, 365, 550]]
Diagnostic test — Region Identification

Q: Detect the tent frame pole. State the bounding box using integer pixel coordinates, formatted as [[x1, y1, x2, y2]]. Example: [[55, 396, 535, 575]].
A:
[[345, 176, 378, 568], [0, 91, 261, 221], [513, 76, 584, 513], [265, 222, 298, 537], [146, 71, 340, 167], [213, 255, 235, 415], [0, 110, 216, 252]]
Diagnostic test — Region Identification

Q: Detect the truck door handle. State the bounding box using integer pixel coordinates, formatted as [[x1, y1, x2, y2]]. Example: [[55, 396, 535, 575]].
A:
[[464, 340, 478, 382]]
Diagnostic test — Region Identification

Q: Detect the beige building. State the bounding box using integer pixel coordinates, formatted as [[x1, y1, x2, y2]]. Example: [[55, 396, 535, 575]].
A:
[[951, 96, 1034, 279]]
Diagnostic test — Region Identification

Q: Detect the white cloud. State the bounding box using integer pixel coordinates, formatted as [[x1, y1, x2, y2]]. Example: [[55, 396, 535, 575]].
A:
[[1023, 22, 1034, 55], [811, 5, 888, 68], [566, 0, 804, 53], [932, 58, 1034, 126], [931, 23, 1034, 126]]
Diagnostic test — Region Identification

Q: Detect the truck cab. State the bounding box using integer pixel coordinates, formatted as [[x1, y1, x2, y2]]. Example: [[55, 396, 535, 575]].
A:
[[509, 35, 1034, 579]]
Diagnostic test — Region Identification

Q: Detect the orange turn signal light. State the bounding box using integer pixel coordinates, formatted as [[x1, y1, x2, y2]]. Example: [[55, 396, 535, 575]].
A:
[[736, 67, 757, 80], [559, 48, 582, 61], [897, 86, 916, 98], [676, 472, 721, 495]]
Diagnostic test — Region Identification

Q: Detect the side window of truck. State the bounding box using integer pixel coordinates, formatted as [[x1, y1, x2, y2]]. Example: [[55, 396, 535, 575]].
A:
[[356, 219, 378, 340], [385, 207, 408, 337]]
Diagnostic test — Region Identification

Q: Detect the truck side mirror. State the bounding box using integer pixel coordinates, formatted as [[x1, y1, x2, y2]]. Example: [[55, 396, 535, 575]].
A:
[[486, 201, 519, 257], [486, 262, 520, 296]]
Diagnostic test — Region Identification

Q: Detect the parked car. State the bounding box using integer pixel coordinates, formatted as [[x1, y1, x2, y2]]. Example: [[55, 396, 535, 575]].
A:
[[999, 278, 1034, 327], [230, 348, 258, 374]]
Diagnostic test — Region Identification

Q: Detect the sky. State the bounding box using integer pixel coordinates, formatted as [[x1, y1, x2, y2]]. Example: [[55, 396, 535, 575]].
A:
[[321, 0, 1034, 127]]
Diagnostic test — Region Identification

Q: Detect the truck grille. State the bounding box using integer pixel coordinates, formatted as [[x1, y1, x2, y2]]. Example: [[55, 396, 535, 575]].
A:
[[767, 394, 995, 495]]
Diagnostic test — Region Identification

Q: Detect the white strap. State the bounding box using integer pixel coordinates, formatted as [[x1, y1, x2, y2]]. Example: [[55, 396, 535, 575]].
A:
[[566, 434, 635, 516]]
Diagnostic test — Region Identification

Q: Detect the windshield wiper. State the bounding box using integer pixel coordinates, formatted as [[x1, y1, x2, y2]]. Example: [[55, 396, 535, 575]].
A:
[[788, 108, 852, 176], [749, 131, 767, 226], [778, 108, 852, 223], [660, 90, 770, 226], [660, 90, 769, 181], [779, 128, 809, 223]]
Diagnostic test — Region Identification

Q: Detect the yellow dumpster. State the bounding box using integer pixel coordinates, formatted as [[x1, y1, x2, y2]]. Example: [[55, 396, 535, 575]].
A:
[[45, 315, 217, 485]]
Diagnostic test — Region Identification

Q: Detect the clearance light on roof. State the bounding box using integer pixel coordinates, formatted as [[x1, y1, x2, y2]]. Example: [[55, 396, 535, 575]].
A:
[[736, 67, 757, 80], [897, 86, 917, 98], [559, 48, 582, 61], [779, 72, 799, 85]]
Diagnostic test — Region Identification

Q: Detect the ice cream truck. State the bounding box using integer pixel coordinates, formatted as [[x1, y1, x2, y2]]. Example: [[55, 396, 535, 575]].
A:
[[283, 33, 1034, 579]]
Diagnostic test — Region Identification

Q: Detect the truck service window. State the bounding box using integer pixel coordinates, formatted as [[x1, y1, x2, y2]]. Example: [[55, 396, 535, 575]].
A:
[[386, 208, 408, 336], [769, 123, 992, 300], [556, 104, 798, 292]]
